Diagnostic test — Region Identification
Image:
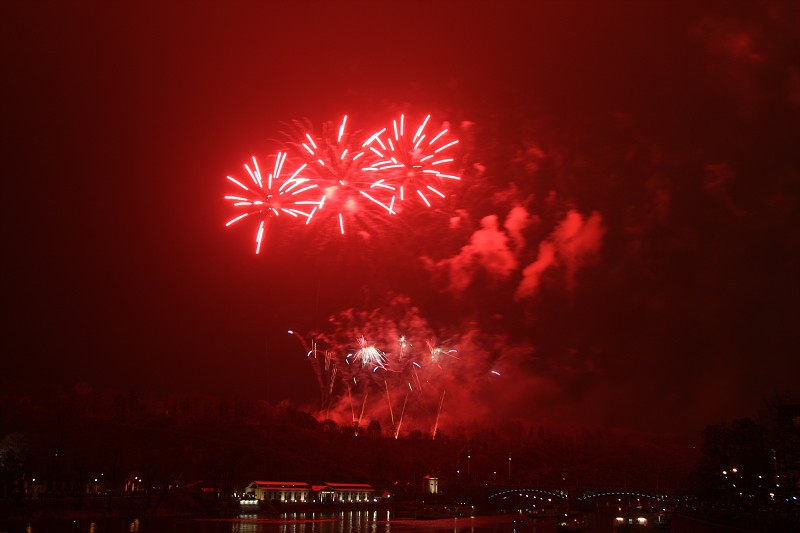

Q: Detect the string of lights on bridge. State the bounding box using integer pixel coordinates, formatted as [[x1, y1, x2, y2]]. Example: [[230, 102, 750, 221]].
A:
[[485, 487, 668, 502]]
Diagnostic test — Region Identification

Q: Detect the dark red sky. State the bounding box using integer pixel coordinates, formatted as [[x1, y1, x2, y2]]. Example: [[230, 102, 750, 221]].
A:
[[3, 1, 799, 437]]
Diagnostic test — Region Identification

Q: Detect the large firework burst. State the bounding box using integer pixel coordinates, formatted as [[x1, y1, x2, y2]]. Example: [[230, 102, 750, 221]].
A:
[[224, 112, 464, 253]]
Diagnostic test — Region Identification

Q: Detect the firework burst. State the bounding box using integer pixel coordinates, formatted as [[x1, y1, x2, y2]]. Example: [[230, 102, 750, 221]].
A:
[[348, 334, 388, 369], [224, 112, 465, 253], [286, 116, 397, 236], [364, 113, 461, 209], [425, 338, 459, 368], [224, 151, 318, 254], [288, 294, 468, 439]]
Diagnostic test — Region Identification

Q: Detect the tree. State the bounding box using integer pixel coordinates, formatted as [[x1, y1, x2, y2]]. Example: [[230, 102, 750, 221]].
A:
[[0, 432, 30, 498], [367, 419, 382, 436], [695, 417, 773, 509]]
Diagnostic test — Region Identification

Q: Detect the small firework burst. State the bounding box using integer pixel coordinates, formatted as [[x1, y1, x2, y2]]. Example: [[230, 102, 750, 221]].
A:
[[426, 338, 459, 367], [348, 335, 387, 369]]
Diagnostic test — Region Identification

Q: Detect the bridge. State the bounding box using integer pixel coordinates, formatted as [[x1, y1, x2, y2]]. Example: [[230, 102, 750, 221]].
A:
[[484, 485, 670, 512]]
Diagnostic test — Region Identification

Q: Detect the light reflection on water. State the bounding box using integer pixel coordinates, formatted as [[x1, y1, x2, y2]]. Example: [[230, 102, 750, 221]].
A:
[[193, 511, 544, 533], [11, 511, 551, 533]]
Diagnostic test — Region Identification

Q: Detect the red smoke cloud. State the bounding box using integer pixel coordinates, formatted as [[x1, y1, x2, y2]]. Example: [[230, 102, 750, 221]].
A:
[[426, 213, 520, 296], [516, 209, 606, 299]]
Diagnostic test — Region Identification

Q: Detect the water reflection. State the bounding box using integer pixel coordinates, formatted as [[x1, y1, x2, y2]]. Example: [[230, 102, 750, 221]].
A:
[[12, 510, 540, 533], [200, 511, 526, 533]]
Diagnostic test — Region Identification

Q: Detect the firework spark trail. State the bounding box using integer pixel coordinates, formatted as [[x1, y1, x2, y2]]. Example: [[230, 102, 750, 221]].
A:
[[288, 330, 311, 354], [398, 335, 421, 392], [394, 393, 408, 439], [346, 384, 356, 427], [317, 344, 341, 416], [385, 380, 395, 429], [287, 116, 397, 236], [288, 299, 465, 437], [364, 113, 461, 209], [426, 338, 459, 367], [327, 355, 337, 395], [289, 330, 338, 414], [224, 151, 318, 254], [411, 363, 423, 391], [400, 338, 459, 392], [432, 390, 446, 440], [398, 335, 411, 358], [355, 390, 369, 436]]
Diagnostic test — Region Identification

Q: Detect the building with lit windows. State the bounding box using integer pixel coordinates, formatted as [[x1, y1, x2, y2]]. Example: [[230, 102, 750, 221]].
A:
[[319, 482, 375, 502], [244, 481, 376, 504], [423, 475, 439, 494], [245, 481, 311, 503]]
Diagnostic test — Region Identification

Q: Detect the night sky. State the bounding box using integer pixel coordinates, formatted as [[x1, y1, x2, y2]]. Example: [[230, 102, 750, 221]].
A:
[[3, 1, 799, 438]]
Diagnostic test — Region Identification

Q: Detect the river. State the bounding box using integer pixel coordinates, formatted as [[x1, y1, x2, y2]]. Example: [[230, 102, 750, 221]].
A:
[[5, 509, 762, 533], [0, 510, 579, 533]]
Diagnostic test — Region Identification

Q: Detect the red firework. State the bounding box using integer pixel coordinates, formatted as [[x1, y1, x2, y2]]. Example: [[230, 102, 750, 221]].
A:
[[224, 112, 464, 253], [288, 116, 397, 236], [363, 113, 461, 209], [224, 151, 319, 254]]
